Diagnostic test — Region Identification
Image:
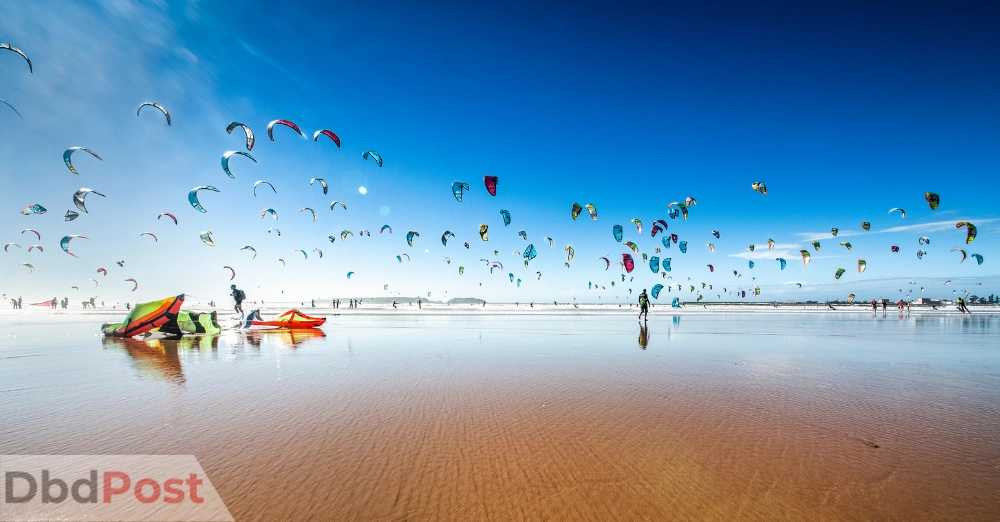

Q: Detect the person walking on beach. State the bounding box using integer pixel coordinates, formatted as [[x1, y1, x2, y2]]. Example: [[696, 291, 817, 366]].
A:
[[230, 284, 245, 316], [638, 289, 650, 323], [871, 299, 877, 315]]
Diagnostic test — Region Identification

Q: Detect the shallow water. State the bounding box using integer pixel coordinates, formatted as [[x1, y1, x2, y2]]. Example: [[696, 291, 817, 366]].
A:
[[1, 313, 998, 521]]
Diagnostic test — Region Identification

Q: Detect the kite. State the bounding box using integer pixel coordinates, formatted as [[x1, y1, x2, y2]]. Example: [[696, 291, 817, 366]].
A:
[[919, 236, 930, 245], [917, 250, 927, 259], [267, 119, 304, 140], [748, 244, 755, 252], [663, 258, 672, 272], [260, 208, 278, 220], [956, 222, 977, 244], [73, 188, 105, 213], [483, 175, 498, 196], [667, 202, 688, 220], [971, 254, 984, 265], [158, 212, 177, 224], [518, 230, 527, 240], [140, 232, 157, 242], [347, 272, 354, 279], [509, 273, 515, 282], [0, 99, 22, 118], [707, 243, 715, 253], [253, 180, 276, 196], [951, 248, 967, 263], [708, 264, 715, 272], [545, 237, 554, 247], [768, 239, 775, 250], [571, 202, 583, 220], [441, 230, 455, 246], [63, 147, 102, 175], [295, 249, 308, 259], [858, 259, 867, 272], [613, 225, 623, 242], [221, 151, 255, 179], [749, 261, 755, 269], [668, 207, 680, 220], [861, 222, 871, 231], [188, 186, 219, 213], [313, 249, 323, 258], [268, 228, 281, 236], [479, 224, 489, 241], [891, 246, 899, 252], [565, 245, 575, 261], [452, 181, 470, 202], [678, 241, 687, 254], [537, 272, 542, 280], [835, 268, 845, 280], [650, 224, 665, 238], [925, 192, 940, 210], [775, 258, 786, 270], [458, 267, 464, 275], [20, 263, 33, 274], [599, 257, 610, 270], [631, 219, 642, 234], [379, 224, 393, 235], [650, 256, 660, 273], [712, 230, 720, 239], [840, 241, 852, 250], [313, 129, 341, 147], [407, 231, 419, 247], [500, 209, 511, 226], [27, 245, 42, 252], [224, 266, 235, 280], [136, 102, 170, 125], [363, 150, 383, 167], [811, 241, 820, 251], [523, 244, 537, 261], [21, 229, 40, 240], [97, 268, 107, 275], [685, 196, 697, 207], [310, 178, 328, 194], [671, 234, 678, 244], [241, 246, 257, 259], [622, 253, 634, 273], [329, 200, 347, 211], [847, 294, 855, 304], [275, 259, 285, 266], [751, 182, 767, 195], [3, 243, 19, 252], [888, 207, 906, 218], [226, 122, 255, 151], [623, 241, 639, 255], [65, 210, 79, 221], [0, 43, 31, 73], [799, 250, 811, 265], [831, 228, 838, 236], [651, 284, 663, 299], [299, 207, 317, 221], [199, 231, 215, 246], [585, 204, 598, 220], [125, 278, 138, 292]]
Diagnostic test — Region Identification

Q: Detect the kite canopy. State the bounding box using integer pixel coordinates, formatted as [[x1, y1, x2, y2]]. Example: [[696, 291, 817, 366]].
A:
[[0, 43, 32, 73], [613, 225, 623, 242], [251, 309, 327, 329], [101, 294, 185, 337], [188, 186, 219, 213], [310, 178, 328, 194], [479, 224, 489, 241], [585, 204, 597, 220], [925, 192, 940, 210], [500, 209, 511, 226], [451, 181, 470, 202], [483, 175, 498, 196], [159, 310, 222, 336], [63, 147, 102, 175], [649, 256, 660, 273], [313, 129, 341, 147], [362, 150, 383, 167], [222, 151, 255, 179], [622, 253, 634, 273], [441, 230, 455, 246], [136, 102, 171, 125], [267, 119, 304, 140], [73, 188, 105, 213], [226, 122, 255, 151], [956, 222, 977, 244]]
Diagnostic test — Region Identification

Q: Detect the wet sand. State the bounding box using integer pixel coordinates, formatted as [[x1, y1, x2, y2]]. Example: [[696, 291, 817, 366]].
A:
[[1, 313, 998, 520]]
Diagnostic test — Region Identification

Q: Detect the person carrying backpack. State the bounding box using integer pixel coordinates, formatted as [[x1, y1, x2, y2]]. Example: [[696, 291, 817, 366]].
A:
[[638, 289, 650, 323], [230, 284, 246, 315]]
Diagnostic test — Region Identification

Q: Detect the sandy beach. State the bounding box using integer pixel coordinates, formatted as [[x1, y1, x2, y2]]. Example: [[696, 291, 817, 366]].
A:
[[2, 311, 998, 521]]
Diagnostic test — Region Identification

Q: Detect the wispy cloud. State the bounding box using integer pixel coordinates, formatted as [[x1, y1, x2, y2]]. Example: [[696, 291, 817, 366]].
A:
[[796, 218, 998, 241], [728, 243, 801, 260]]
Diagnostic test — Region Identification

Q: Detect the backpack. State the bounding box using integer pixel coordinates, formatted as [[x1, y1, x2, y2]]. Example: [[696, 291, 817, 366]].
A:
[[235, 289, 246, 301]]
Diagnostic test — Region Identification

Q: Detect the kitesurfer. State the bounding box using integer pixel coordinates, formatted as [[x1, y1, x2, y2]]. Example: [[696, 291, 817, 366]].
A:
[[638, 289, 649, 322], [231, 284, 245, 315]]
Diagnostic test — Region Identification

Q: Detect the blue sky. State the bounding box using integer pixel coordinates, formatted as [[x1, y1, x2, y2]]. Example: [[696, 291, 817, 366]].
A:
[[1, 0, 998, 305]]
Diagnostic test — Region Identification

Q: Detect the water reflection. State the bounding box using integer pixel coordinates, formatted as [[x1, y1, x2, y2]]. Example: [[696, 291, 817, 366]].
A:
[[102, 336, 186, 385], [241, 328, 327, 349], [638, 325, 649, 350]]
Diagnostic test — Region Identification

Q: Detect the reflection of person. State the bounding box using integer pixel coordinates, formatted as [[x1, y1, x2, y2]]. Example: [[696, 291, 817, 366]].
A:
[[638, 289, 649, 322], [638, 325, 649, 350], [230, 284, 245, 315]]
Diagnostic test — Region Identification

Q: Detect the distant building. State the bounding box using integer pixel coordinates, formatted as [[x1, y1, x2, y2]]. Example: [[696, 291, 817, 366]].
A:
[[914, 298, 941, 305]]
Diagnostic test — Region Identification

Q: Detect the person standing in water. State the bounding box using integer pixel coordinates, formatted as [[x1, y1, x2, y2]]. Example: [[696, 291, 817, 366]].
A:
[[638, 289, 649, 323], [230, 284, 245, 316]]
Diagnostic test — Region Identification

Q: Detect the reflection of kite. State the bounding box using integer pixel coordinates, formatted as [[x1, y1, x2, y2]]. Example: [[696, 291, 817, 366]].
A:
[[188, 186, 219, 213], [60, 235, 88, 257], [136, 102, 171, 125], [226, 122, 255, 151], [221, 151, 255, 179], [63, 147, 102, 175]]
